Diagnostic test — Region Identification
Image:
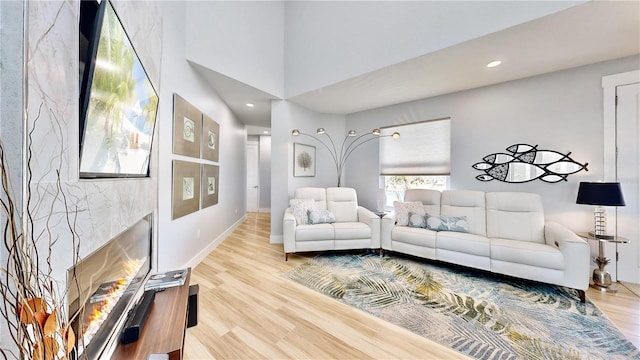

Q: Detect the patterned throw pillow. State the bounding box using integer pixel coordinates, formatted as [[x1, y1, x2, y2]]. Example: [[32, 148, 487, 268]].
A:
[[308, 209, 336, 225], [289, 198, 317, 225], [425, 215, 470, 233], [393, 201, 425, 226], [407, 212, 427, 228]]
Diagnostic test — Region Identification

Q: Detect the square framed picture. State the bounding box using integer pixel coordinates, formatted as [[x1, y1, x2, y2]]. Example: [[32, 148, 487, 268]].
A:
[[201, 164, 220, 208], [173, 93, 202, 158], [293, 143, 316, 177], [172, 160, 201, 220], [202, 114, 220, 162]]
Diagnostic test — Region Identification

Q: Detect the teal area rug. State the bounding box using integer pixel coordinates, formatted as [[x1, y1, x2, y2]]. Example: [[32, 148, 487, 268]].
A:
[[283, 253, 640, 360]]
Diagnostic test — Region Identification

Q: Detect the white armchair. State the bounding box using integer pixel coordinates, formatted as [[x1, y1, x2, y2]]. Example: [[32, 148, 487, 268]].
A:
[[283, 187, 380, 260]]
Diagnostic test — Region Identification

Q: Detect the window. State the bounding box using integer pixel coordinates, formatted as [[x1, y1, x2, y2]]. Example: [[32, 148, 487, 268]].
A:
[[383, 176, 449, 207], [379, 118, 450, 176], [379, 118, 451, 208]]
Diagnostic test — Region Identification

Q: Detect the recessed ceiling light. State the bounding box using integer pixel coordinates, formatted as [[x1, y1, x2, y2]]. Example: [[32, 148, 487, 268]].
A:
[[487, 60, 502, 68], [245, 103, 255, 108], [263, 131, 269, 134]]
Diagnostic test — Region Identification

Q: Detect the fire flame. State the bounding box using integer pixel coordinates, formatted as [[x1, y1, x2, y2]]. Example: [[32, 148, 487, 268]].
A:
[[79, 258, 143, 355]]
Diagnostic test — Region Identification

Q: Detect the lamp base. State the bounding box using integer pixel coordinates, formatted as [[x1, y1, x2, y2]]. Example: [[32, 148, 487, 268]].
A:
[[591, 268, 619, 293], [588, 231, 615, 240]]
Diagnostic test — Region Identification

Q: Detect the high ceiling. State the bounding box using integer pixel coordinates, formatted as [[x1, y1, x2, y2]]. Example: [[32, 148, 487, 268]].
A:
[[197, 1, 640, 134]]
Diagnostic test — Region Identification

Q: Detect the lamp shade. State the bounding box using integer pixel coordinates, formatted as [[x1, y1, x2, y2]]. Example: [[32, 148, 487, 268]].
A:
[[576, 182, 625, 206]]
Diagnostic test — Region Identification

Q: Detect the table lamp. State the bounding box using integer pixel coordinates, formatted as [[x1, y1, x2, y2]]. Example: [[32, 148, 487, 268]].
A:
[[576, 182, 625, 239]]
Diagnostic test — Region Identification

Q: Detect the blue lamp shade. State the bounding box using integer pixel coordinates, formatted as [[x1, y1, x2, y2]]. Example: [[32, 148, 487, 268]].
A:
[[576, 182, 625, 206]]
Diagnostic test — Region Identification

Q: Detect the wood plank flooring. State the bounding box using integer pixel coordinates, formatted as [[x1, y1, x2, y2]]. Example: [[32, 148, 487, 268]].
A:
[[184, 212, 640, 359]]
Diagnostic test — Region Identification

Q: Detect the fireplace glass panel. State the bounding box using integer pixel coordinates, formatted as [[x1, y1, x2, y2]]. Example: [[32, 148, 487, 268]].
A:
[[67, 213, 152, 359]]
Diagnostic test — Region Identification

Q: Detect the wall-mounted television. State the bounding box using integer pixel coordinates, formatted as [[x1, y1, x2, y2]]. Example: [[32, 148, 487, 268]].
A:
[[79, 0, 158, 178]]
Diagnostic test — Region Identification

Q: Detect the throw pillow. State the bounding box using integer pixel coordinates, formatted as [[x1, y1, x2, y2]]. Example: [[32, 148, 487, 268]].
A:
[[393, 201, 425, 226], [308, 209, 336, 224], [407, 212, 427, 228], [289, 198, 317, 225], [425, 215, 470, 233]]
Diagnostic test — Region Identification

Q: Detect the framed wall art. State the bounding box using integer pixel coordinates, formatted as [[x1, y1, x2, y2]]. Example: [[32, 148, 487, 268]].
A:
[[472, 143, 588, 183], [173, 93, 202, 158], [202, 114, 220, 162], [293, 143, 316, 177], [172, 160, 201, 220], [201, 164, 220, 208]]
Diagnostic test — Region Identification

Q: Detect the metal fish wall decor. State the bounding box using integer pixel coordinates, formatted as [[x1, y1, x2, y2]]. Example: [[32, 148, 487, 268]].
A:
[[473, 144, 588, 183]]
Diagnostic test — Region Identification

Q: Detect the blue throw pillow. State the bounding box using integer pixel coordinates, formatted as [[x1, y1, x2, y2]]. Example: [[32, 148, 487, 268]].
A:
[[425, 215, 469, 233], [308, 209, 336, 224], [407, 212, 427, 228]]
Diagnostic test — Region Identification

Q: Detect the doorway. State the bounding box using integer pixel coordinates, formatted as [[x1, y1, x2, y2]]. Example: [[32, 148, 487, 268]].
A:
[[615, 82, 639, 285], [247, 140, 259, 212], [603, 70, 640, 288]]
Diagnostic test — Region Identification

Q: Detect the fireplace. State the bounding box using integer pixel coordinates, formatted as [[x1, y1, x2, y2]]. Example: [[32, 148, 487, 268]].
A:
[[67, 213, 152, 359]]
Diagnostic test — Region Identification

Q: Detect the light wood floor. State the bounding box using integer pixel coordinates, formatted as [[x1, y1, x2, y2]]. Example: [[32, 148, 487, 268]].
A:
[[184, 212, 640, 359]]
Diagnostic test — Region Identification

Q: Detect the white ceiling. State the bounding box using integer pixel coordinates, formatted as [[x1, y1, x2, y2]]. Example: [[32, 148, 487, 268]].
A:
[[190, 61, 277, 130], [197, 1, 640, 134]]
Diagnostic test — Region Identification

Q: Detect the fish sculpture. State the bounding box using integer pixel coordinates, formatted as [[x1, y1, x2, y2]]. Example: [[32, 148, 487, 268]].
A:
[[473, 143, 588, 183]]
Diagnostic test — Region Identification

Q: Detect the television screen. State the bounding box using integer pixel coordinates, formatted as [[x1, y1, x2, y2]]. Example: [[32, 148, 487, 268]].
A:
[[79, 0, 158, 178]]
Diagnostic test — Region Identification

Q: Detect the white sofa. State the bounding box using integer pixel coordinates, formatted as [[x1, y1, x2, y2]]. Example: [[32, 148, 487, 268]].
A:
[[283, 187, 380, 260], [381, 189, 590, 302]]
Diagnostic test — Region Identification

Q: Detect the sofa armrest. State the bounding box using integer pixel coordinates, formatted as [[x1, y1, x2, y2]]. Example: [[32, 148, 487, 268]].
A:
[[283, 208, 296, 254], [544, 221, 590, 290], [358, 206, 381, 248], [381, 211, 397, 250]]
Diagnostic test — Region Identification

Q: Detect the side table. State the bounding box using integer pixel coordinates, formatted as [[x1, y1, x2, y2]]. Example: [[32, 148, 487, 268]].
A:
[[373, 210, 387, 218], [577, 232, 629, 293]]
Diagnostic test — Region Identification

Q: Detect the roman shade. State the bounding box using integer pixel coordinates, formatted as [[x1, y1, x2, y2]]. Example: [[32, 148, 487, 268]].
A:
[[379, 118, 451, 175]]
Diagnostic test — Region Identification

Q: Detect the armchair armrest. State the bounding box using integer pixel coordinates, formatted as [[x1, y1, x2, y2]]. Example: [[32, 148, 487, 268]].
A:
[[283, 208, 297, 254], [545, 221, 590, 290], [358, 206, 381, 248], [381, 212, 397, 250]]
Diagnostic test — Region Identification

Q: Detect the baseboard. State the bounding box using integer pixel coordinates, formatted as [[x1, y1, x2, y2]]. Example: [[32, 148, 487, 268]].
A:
[[270, 235, 283, 244], [184, 214, 247, 269], [259, 208, 271, 213]]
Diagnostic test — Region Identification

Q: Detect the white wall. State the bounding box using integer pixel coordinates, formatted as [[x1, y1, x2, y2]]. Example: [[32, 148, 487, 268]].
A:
[[0, 0, 24, 211], [270, 100, 345, 240], [345, 55, 640, 233], [284, 1, 583, 97], [185, 1, 285, 98], [157, 1, 247, 271], [0, 0, 24, 351]]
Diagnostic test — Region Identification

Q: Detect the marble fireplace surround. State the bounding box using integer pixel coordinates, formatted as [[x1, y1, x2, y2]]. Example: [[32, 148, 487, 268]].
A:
[[0, 0, 162, 354], [25, 0, 161, 275]]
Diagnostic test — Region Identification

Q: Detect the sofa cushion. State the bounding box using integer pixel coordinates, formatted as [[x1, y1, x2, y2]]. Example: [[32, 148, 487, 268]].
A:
[[436, 231, 490, 257], [333, 222, 371, 240], [425, 215, 469, 233], [289, 198, 317, 225], [327, 187, 358, 222], [294, 187, 327, 210], [441, 190, 486, 236], [392, 226, 437, 248], [308, 209, 335, 224], [393, 201, 425, 226], [404, 189, 441, 216], [491, 238, 564, 270], [295, 224, 334, 241], [408, 212, 427, 228], [486, 192, 545, 243]]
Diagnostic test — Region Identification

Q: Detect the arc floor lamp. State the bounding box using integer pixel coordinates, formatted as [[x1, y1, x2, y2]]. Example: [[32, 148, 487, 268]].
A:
[[292, 128, 400, 187]]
